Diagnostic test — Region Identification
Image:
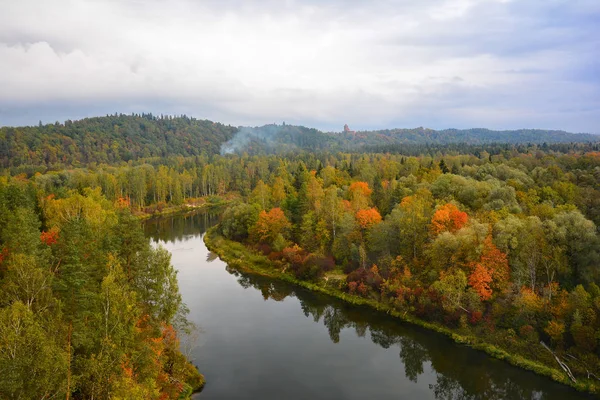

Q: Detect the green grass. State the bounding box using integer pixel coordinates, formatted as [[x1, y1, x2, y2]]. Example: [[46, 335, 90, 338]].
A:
[[204, 228, 599, 394]]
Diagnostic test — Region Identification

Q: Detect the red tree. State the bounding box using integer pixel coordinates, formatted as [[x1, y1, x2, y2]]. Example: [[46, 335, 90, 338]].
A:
[[469, 264, 493, 300], [468, 235, 510, 300], [430, 203, 468, 234], [40, 230, 59, 246]]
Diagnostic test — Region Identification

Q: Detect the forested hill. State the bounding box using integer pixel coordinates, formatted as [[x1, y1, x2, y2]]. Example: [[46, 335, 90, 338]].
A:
[[2, 114, 598, 170], [219, 125, 599, 155], [0, 114, 238, 169], [339, 127, 599, 148]]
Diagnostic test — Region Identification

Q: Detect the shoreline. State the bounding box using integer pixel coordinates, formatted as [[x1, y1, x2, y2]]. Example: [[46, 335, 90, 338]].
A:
[[203, 227, 598, 395], [139, 204, 219, 398], [135, 199, 230, 220]]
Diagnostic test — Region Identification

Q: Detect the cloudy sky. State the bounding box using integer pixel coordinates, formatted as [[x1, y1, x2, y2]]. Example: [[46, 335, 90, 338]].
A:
[[1, 0, 598, 132]]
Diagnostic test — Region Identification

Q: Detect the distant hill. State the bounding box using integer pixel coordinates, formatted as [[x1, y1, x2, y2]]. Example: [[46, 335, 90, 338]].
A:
[[0, 113, 238, 169], [221, 125, 598, 154], [338, 127, 598, 147], [220, 124, 336, 154], [1, 114, 597, 170]]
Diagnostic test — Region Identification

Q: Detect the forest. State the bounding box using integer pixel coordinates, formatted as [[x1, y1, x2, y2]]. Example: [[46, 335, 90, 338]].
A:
[[2, 114, 600, 396], [211, 147, 600, 390], [2, 114, 598, 174], [0, 179, 203, 398]]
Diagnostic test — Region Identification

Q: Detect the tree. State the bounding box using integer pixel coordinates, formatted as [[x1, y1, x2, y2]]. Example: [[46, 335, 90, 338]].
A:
[[1, 254, 54, 313], [322, 186, 343, 241], [388, 189, 433, 261], [271, 177, 287, 206], [355, 208, 382, 229], [249, 179, 271, 210], [0, 302, 68, 399], [220, 202, 260, 241], [430, 203, 468, 235], [544, 320, 565, 346], [439, 159, 449, 174], [468, 235, 510, 300], [348, 181, 372, 211], [306, 174, 324, 213], [552, 210, 599, 284], [250, 208, 291, 245], [432, 269, 468, 313], [469, 264, 493, 301], [132, 247, 182, 324], [1, 207, 43, 257]]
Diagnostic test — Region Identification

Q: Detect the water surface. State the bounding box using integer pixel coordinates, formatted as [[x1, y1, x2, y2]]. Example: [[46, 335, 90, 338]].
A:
[[144, 212, 592, 400]]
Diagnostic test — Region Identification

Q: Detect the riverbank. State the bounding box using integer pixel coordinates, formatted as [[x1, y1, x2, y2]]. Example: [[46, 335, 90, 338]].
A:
[[135, 196, 231, 220], [182, 375, 205, 398], [140, 207, 217, 398], [204, 228, 599, 395]]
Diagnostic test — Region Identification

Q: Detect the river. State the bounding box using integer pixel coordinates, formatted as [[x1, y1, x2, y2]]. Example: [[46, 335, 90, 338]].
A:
[[144, 212, 593, 400]]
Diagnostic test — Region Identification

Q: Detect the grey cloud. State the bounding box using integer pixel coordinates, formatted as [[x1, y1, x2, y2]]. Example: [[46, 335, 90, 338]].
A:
[[0, 0, 598, 133]]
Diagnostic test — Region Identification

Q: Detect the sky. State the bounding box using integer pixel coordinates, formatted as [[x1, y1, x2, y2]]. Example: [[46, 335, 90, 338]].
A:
[[0, 0, 598, 133]]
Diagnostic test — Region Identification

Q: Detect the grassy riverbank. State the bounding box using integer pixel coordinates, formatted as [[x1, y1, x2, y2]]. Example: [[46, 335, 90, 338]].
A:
[[204, 228, 599, 395], [135, 196, 231, 220]]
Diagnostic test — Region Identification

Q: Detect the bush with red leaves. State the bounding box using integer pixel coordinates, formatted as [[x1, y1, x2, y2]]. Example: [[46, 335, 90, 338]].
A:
[[40, 230, 58, 246]]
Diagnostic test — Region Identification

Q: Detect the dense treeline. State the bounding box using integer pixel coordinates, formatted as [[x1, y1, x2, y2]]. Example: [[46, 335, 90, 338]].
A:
[[16, 145, 600, 229], [0, 177, 202, 399], [219, 124, 599, 155], [0, 113, 237, 170], [3, 115, 598, 174], [214, 148, 600, 387], [3, 114, 600, 393], [345, 127, 599, 147]]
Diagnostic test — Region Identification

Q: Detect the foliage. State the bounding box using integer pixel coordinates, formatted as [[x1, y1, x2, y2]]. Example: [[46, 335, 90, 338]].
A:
[[0, 178, 201, 399], [4, 114, 600, 391], [250, 207, 291, 245], [355, 208, 382, 229], [430, 203, 468, 235]]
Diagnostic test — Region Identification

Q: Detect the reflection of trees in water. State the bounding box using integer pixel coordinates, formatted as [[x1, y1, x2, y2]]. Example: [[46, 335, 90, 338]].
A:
[[146, 212, 589, 400], [323, 307, 348, 343], [399, 337, 429, 383], [300, 297, 327, 323], [228, 270, 588, 400], [234, 271, 294, 302], [430, 375, 475, 400], [428, 373, 545, 400], [144, 211, 220, 243]]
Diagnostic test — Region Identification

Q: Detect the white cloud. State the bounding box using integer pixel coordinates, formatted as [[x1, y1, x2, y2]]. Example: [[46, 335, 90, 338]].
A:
[[0, 0, 598, 132]]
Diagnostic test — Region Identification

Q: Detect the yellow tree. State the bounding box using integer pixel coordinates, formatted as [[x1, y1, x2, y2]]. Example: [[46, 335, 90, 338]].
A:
[[389, 189, 433, 261], [306, 175, 324, 213], [348, 181, 372, 211], [271, 177, 287, 207], [249, 180, 271, 210]]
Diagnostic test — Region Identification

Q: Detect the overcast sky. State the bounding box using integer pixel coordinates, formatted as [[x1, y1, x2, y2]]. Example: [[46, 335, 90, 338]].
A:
[[1, 0, 598, 132]]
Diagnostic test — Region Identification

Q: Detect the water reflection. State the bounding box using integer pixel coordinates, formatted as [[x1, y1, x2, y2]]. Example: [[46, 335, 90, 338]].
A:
[[226, 268, 590, 400], [145, 211, 591, 400], [144, 211, 220, 243]]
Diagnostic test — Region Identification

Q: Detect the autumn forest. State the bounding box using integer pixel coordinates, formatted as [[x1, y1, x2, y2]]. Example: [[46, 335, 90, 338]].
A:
[[2, 114, 600, 397]]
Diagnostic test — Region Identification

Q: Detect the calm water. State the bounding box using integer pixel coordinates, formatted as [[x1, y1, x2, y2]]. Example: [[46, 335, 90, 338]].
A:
[[144, 212, 592, 400]]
